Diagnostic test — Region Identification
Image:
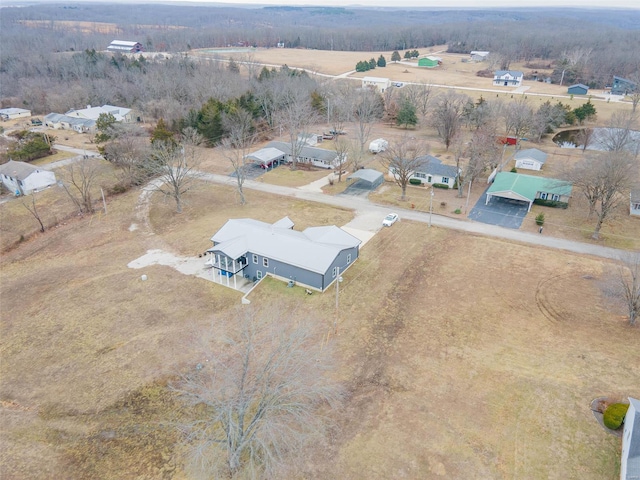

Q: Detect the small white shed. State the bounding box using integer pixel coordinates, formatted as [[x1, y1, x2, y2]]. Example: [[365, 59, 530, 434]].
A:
[[369, 138, 388, 154], [514, 148, 548, 171]]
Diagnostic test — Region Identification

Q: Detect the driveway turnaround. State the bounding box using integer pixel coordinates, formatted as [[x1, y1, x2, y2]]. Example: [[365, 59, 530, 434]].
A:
[[468, 188, 529, 229]]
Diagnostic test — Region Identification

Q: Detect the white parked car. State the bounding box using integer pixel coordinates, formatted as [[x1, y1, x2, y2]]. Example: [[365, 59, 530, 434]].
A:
[[382, 213, 399, 227]]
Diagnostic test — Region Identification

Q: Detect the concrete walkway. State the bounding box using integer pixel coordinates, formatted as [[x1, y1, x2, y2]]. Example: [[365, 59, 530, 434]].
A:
[[198, 172, 629, 261]]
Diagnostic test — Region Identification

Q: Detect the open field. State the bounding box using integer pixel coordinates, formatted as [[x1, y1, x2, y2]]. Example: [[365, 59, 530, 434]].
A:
[[1, 179, 639, 479]]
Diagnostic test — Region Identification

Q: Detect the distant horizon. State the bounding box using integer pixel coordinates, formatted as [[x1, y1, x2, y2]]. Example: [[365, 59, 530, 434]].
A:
[[5, 0, 640, 8]]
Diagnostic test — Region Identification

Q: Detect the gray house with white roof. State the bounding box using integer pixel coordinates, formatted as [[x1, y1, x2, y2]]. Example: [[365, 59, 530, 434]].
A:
[[0, 160, 56, 195], [621, 397, 640, 480], [394, 155, 459, 189], [263, 141, 345, 169], [206, 217, 361, 291], [514, 148, 548, 171]]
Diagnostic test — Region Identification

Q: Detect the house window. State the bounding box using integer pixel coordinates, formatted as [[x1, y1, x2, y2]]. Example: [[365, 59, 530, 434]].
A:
[[332, 266, 338, 278], [427, 176, 432, 183], [552, 194, 560, 201], [539, 193, 548, 200], [263, 257, 269, 268], [252, 254, 258, 264], [256, 271, 262, 279], [415, 172, 426, 179], [347, 254, 351, 264], [633, 203, 640, 210], [441, 177, 449, 184]]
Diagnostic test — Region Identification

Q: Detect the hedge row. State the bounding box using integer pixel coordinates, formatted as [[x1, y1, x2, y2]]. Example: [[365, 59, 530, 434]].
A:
[[533, 198, 568, 209]]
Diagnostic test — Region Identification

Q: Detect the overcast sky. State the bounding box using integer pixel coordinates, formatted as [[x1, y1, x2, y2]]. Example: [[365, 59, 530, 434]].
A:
[[172, 0, 640, 7]]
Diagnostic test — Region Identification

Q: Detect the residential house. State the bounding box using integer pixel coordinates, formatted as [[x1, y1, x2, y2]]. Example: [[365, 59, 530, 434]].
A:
[[107, 40, 144, 53], [362, 76, 391, 93], [389, 155, 460, 189], [621, 397, 640, 480], [418, 56, 442, 68], [65, 105, 133, 123], [346, 169, 384, 191], [631, 190, 640, 217], [568, 84, 589, 95], [0, 108, 31, 121], [265, 141, 345, 170], [514, 148, 548, 171], [43, 113, 96, 133], [470, 51, 490, 62], [206, 217, 361, 292], [493, 70, 524, 87], [0, 160, 56, 195], [612, 76, 638, 96], [486, 172, 572, 212]]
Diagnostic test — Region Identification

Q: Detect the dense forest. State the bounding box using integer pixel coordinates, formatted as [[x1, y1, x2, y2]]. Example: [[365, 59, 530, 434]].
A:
[[1, 3, 639, 118]]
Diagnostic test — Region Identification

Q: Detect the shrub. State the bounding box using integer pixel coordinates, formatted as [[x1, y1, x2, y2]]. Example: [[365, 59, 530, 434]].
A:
[[533, 198, 568, 209], [433, 183, 449, 189], [535, 213, 545, 226], [454, 208, 461, 214], [510, 167, 518, 173], [409, 178, 422, 185], [603, 403, 628, 430]]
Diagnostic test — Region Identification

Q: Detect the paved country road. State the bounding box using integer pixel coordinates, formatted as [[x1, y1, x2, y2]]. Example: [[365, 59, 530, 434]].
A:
[[197, 172, 631, 261]]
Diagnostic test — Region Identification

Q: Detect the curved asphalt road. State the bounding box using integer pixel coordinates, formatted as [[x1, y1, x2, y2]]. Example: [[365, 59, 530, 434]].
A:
[[198, 172, 631, 261]]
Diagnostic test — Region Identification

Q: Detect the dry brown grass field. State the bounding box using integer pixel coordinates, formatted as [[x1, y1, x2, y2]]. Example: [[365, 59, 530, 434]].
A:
[[1, 182, 638, 479], [1, 43, 639, 480]]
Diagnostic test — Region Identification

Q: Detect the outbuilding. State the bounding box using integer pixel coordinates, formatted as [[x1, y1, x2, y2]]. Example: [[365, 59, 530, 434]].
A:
[[245, 147, 286, 169], [107, 40, 144, 53], [514, 148, 548, 171], [631, 190, 640, 217], [568, 84, 589, 95], [362, 76, 391, 93], [346, 169, 384, 190], [418, 56, 441, 68], [0, 108, 31, 121]]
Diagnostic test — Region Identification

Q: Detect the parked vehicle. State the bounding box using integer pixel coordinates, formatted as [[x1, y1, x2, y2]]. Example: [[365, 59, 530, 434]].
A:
[[382, 213, 399, 227], [369, 138, 388, 154], [329, 129, 346, 135]]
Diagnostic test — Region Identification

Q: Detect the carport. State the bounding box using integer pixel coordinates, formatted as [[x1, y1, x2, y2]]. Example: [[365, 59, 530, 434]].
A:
[[485, 172, 572, 213], [245, 147, 286, 169], [346, 169, 384, 190]]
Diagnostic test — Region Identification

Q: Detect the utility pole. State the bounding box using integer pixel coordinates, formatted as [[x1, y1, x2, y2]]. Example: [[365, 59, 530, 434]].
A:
[[334, 266, 343, 333]]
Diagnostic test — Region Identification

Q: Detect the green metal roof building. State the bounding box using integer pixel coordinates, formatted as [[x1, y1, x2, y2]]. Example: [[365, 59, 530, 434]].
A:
[[418, 56, 441, 68], [486, 172, 572, 211]]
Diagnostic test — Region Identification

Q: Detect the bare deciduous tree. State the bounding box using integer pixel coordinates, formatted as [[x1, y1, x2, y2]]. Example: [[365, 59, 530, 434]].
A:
[[575, 127, 595, 152], [567, 151, 637, 239], [150, 128, 203, 213], [102, 125, 151, 188], [601, 253, 640, 327], [430, 91, 468, 150], [172, 307, 342, 479], [333, 137, 349, 183], [62, 156, 100, 214], [379, 137, 430, 200], [21, 191, 45, 233], [353, 88, 384, 152], [222, 108, 255, 205], [597, 110, 639, 156], [277, 88, 318, 171], [504, 96, 534, 149]]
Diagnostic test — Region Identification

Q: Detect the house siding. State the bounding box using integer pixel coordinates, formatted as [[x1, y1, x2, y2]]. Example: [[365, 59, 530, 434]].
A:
[[321, 247, 359, 291], [243, 253, 324, 290], [515, 159, 542, 171]]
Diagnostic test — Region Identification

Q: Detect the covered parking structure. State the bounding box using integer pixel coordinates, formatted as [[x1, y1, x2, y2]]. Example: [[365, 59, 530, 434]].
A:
[[245, 147, 287, 169], [346, 169, 384, 190], [485, 172, 572, 212]]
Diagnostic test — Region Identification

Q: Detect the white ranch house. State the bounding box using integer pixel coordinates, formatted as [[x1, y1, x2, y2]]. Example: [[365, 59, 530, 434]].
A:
[[362, 76, 391, 93], [514, 148, 548, 171], [493, 70, 524, 87], [0, 160, 57, 195]]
